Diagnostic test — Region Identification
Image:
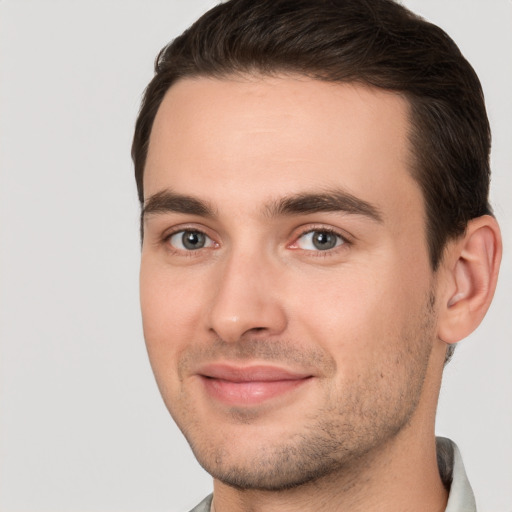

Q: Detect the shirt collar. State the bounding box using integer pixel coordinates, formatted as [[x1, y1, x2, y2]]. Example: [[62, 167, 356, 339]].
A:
[[437, 437, 477, 512]]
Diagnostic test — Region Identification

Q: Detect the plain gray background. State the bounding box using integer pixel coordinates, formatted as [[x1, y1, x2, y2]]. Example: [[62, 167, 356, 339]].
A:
[[0, 1, 510, 511]]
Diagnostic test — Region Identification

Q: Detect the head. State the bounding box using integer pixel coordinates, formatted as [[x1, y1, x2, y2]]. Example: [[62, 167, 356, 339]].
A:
[[133, 0, 500, 495]]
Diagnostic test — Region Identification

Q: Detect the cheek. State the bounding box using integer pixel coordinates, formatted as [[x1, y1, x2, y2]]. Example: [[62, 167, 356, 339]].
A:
[[289, 259, 430, 359], [139, 260, 206, 374]]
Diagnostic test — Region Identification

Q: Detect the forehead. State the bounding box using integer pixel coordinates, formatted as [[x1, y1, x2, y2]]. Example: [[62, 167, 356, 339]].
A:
[[144, 75, 420, 220]]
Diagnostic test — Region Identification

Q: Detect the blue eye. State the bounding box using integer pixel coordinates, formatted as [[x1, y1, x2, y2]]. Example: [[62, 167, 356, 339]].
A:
[[168, 230, 215, 251], [296, 230, 344, 251]]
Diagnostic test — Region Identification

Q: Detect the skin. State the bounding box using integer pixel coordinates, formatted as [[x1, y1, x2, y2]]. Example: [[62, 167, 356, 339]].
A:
[[139, 75, 499, 512]]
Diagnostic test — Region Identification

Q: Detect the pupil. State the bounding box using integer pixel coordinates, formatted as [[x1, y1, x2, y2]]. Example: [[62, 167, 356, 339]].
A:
[[313, 231, 336, 250], [183, 231, 205, 250]]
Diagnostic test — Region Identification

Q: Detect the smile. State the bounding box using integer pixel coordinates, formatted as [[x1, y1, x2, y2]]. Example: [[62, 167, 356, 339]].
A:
[[197, 364, 313, 406]]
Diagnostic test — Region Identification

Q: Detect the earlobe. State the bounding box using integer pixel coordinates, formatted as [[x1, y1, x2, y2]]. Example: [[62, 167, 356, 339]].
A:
[[437, 215, 502, 344]]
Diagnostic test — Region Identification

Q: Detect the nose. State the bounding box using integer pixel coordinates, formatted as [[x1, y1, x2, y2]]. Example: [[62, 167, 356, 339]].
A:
[[207, 251, 288, 343]]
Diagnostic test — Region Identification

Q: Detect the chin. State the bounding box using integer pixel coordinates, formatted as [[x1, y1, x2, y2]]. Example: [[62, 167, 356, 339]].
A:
[[184, 419, 379, 492]]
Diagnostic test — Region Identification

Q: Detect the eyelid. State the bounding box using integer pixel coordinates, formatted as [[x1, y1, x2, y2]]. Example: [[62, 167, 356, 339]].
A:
[[161, 224, 220, 253], [288, 225, 352, 252], [156, 222, 351, 256], [170, 230, 215, 250]]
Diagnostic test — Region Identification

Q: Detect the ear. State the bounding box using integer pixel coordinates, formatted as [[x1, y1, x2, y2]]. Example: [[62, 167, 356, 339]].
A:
[[437, 215, 502, 344]]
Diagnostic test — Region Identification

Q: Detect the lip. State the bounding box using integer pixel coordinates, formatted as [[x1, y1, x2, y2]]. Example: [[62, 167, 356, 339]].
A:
[[197, 364, 313, 406]]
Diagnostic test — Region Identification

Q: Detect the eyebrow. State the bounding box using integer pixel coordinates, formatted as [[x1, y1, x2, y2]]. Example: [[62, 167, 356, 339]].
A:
[[265, 190, 383, 222], [142, 190, 216, 219], [141, 188, 382, 225]]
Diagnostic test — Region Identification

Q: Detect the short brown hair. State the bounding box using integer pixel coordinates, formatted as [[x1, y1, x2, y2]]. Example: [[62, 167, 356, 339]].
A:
[[132, 0, 492, 270]]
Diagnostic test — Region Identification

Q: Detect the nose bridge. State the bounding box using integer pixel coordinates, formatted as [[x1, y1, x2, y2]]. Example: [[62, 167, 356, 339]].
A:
[[207, 244, 287, 342]]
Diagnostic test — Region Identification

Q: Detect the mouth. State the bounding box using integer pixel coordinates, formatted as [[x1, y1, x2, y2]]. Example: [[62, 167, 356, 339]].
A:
[[197, 364, 313, 406]]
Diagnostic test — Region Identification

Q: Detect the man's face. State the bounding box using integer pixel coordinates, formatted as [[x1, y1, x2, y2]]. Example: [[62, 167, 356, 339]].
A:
[[140, 76, 440, 490]]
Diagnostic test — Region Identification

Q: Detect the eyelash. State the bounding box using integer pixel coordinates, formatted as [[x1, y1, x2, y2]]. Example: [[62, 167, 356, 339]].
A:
[[161, 225, 351, 257], [289, 226, 350, 257], [161, 226, 218, 257]]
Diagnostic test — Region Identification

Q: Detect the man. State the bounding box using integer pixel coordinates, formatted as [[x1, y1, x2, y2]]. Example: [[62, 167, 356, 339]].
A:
[[132, 0, 502, 510]]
